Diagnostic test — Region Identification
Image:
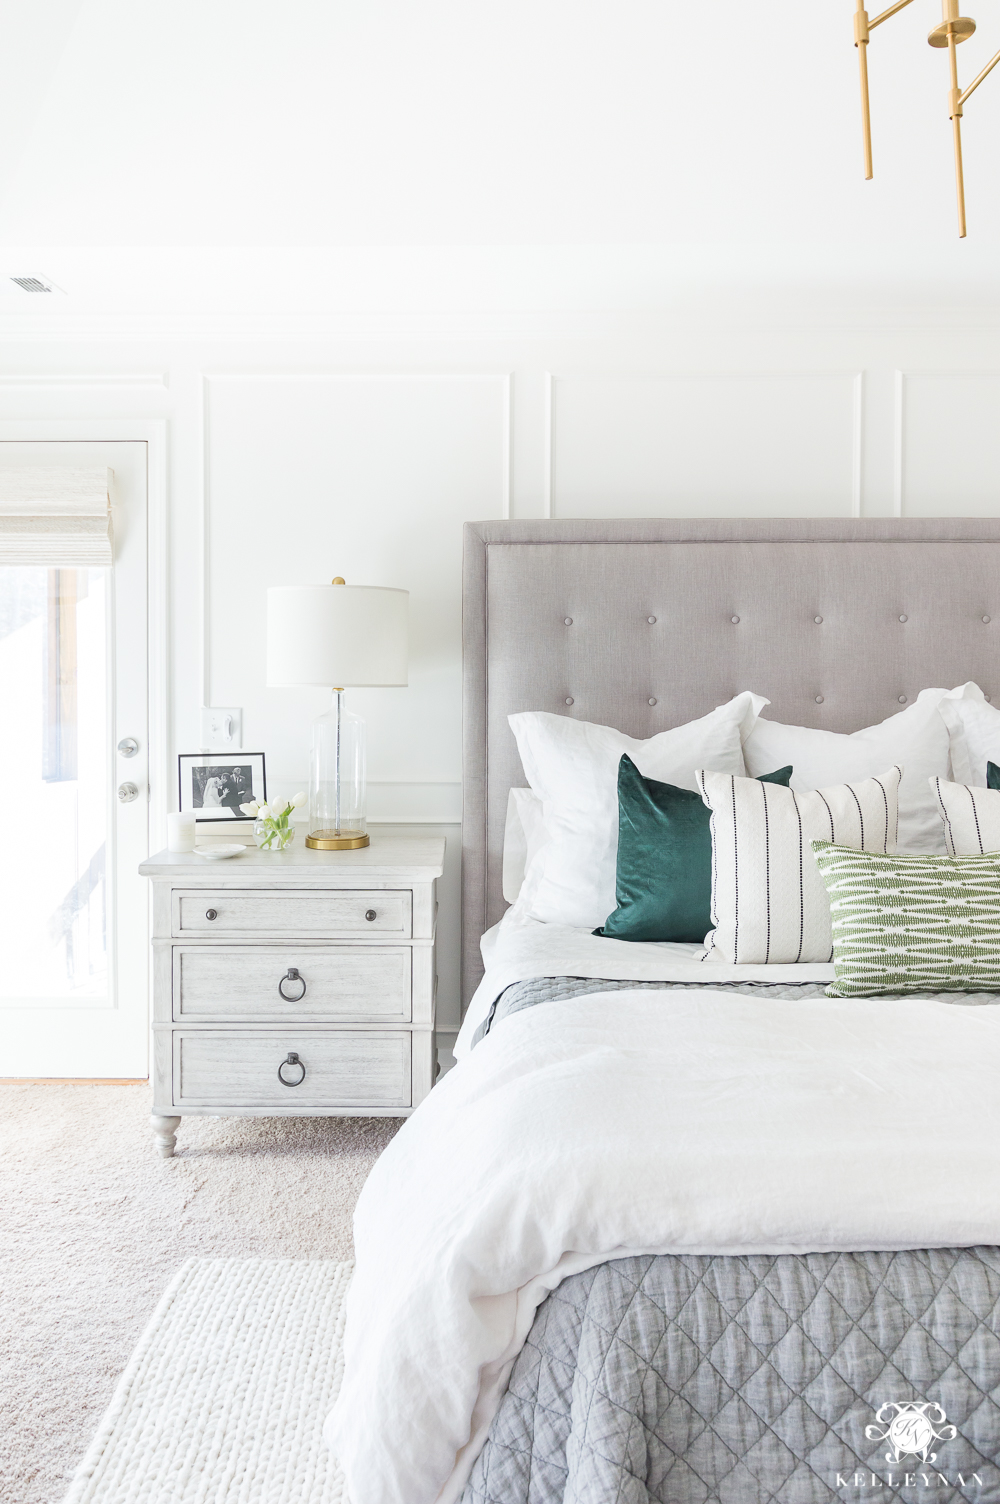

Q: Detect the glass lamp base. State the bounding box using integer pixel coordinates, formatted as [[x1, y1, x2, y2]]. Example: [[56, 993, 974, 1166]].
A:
[[308, 691, 368, 852], [305, 830, 370, 850]]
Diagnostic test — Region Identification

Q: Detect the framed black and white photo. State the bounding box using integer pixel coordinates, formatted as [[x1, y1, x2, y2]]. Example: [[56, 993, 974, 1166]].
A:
[[178, 753, 267, 823]]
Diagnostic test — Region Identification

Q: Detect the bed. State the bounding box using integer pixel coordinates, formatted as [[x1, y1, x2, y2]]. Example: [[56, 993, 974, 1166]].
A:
[[328, 519, 1000, 1504]]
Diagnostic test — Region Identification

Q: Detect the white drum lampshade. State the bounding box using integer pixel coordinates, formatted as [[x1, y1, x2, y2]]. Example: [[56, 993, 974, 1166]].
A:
[[267, 580, 408, 849]]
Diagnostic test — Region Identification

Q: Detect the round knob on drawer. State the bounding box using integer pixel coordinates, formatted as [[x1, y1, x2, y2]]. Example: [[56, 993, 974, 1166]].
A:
[[365, 909, 377, 922], [277, 1051, 306, 1087], [278, 967, 307, 1002], [205, 908, 218, 921]]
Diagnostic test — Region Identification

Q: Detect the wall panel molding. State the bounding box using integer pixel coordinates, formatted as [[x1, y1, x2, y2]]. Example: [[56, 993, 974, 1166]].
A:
[[894, 369, 905, 519], [895, 370, 1000, 517], [201, 370, 510, 797], [851, 371, 863, 518], [201, 370, 511, 708], [546, 370, 864, 520]]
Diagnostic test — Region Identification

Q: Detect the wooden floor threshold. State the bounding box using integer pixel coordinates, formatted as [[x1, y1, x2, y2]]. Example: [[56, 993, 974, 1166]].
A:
[[0, 1078, 149, 1085]]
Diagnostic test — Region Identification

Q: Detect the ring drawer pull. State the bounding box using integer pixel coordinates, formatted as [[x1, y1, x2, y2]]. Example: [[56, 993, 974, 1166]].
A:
[[365, 909, 377, 922], [205, 908, 218, 922], [278, 967, 307, 1002], [277, 1051, 306, 1087]]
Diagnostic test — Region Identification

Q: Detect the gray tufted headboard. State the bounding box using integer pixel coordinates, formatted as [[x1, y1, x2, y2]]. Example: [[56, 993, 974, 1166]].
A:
[[461, 517, 1000, 1005]]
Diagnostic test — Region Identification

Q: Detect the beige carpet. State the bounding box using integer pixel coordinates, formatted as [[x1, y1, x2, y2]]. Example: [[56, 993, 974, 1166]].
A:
[[0, 1084, 400, 1504]]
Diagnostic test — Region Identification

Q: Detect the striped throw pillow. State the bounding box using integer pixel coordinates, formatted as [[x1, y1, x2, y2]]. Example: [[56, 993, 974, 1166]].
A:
[[812, 841, 1000, 996], [930, 776, 1000, 856], [696, 766, 901, 964]]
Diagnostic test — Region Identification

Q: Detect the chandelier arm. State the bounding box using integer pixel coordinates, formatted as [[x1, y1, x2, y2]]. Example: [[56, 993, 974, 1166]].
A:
[[947, 26, 968, 236], [855, 0, 915, 179], [959, 45, 1000, 104], [857, 28, 874, 178], [868, 0, 916, 29]]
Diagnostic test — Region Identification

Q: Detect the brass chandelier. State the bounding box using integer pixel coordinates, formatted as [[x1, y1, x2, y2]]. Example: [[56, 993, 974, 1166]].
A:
[[854, 0, 1000, 235]]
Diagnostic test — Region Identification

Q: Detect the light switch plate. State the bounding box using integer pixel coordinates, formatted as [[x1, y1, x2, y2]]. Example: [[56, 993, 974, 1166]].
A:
[[201, 707, 243, 748]]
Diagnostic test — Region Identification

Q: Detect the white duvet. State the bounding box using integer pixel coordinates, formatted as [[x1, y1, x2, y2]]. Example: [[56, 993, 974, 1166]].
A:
[[327, 980, 1000, 1504]]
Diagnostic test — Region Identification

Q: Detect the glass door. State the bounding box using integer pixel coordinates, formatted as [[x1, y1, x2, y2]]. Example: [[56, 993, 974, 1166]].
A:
[[0, 442, 149, 1078]]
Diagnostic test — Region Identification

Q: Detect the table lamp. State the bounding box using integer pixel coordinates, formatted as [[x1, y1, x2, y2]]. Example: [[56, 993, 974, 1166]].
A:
[[266, 577, 408, 849]]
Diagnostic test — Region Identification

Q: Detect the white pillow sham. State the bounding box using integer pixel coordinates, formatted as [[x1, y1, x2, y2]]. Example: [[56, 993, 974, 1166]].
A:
[[502, 787, 546, 904], [930, 775, 1000, 855], [509, 692, 767, 929], [937, 695, 1000, 788], [742, 683, 983, 854], [697, 765, 902, 964]]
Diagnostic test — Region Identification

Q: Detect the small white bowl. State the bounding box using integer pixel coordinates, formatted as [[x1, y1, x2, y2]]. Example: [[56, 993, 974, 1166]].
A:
[[193, 844, 245, 861]]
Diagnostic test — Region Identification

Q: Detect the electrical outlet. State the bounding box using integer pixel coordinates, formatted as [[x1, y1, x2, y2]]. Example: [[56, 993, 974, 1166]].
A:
[[201, 707, 243, 748]]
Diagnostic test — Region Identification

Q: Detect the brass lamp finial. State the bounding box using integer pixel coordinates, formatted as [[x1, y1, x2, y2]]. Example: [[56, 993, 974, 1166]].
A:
[[332, 576, 345, 585]]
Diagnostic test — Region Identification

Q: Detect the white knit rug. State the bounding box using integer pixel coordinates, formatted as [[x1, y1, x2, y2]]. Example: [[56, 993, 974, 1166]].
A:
[[63, 1259, 353, 1504]]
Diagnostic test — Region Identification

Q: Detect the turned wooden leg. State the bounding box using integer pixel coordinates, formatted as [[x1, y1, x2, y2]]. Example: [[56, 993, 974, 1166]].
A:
[[151, 1114, 181, 1158]]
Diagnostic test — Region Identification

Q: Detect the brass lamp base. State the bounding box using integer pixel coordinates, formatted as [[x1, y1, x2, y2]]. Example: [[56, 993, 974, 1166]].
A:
[[305, 831, 370, 850]]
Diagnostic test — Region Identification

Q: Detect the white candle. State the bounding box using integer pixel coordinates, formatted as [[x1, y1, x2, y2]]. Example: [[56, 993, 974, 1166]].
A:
[[167, 812, 196, 852]]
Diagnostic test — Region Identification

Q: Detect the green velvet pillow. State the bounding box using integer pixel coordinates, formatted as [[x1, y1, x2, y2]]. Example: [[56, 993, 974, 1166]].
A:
[[988, 761, 1000, 791], [595, 755, 793, 944]]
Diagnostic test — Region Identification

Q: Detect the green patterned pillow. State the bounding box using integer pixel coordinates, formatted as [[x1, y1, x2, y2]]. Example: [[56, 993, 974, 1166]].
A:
[[811, 840, 1000, 997]]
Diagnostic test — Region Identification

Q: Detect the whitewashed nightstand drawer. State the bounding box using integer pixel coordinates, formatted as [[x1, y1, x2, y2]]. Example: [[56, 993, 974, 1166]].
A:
[[172, 945, 412, 1022], [172, 889, 412, 938], [173, 1030, 412, 1109]]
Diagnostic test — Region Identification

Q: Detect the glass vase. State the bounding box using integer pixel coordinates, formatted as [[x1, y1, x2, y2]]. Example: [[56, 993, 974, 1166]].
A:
[[254, 816, 295, 852]]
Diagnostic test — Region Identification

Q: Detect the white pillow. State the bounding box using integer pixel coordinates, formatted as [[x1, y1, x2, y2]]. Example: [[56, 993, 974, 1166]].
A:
[[930, 776, 1000, 855], [697, 765, 901, 964], [502, 787, 546, 904], [742, 684, 984, 854], [938, 696, 1000, 788], [509, 692, 768, 929]]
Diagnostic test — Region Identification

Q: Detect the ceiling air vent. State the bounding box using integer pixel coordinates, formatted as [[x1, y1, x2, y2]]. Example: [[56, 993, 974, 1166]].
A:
[[11, 277, 51, 292]]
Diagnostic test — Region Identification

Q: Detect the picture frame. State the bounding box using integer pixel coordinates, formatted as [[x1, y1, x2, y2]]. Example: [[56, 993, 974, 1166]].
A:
[[178, 752, 267, 823]]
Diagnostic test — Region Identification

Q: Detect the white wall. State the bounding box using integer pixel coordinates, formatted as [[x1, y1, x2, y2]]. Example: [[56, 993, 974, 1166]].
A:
[[2, 310, 1000, 1039], [5, 1, 1000, 252]]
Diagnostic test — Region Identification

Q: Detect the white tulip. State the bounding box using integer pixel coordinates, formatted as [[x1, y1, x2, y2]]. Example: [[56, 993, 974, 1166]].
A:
[[257, 803, 271, 819], [291, 791, 307, 808], [239, 800, 260, 817], [269, 797, 289, 817]]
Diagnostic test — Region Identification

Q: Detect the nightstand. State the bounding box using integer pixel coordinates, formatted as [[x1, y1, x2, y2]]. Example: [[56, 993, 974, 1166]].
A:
[[139, 831, 445, 1157]]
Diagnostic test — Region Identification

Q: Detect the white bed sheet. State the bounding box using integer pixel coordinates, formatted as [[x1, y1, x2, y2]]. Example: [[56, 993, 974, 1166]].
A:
[[329, 956, 1000, 1504], [455, 906, 836, 1057]]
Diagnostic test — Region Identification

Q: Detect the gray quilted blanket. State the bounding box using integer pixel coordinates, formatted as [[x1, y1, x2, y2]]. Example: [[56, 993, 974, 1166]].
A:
[[463, 1250, 1000, 1504], [464, 977, 1000, 1504]]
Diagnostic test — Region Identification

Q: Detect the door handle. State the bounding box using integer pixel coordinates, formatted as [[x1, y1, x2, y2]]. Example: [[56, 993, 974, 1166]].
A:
[[118, 782, 140, 803]]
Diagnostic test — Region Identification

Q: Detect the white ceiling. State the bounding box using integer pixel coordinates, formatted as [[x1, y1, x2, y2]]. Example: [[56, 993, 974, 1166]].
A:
[[0, 0, 998, 314]]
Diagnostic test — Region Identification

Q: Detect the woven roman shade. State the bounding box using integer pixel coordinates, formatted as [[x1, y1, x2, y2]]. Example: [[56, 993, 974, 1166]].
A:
[[0, 467, 113, 566]]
